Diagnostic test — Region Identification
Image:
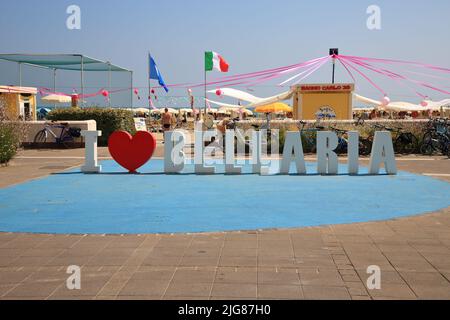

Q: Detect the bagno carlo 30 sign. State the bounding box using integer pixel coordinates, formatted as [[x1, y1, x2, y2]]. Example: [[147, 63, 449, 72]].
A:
[[79, 128, 397, 176]]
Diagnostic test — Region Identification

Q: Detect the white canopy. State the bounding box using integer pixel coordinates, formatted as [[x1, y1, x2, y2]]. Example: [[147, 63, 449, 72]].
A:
[[134, 108, 150, 113], [209, 88, 450, 113], [353, 93, 450, 112], [207, 88, 294, 109], [41, 94, 72, 104], [207, 88, 261, 103]]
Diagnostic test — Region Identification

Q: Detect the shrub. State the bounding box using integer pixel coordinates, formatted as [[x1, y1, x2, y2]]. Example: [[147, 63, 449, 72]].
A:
[[0, 105, 28, 165], [47, 107, 136, 146]]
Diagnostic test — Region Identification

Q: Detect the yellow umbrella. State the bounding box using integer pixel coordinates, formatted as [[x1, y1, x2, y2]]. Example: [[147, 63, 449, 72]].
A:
[[255, 102, 292, 114]]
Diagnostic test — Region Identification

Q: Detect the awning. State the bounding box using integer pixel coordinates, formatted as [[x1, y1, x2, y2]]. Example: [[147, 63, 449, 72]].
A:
[[0, 54, 131, 72], [41, 94, 72, 103], [0, 85, 37, 94]]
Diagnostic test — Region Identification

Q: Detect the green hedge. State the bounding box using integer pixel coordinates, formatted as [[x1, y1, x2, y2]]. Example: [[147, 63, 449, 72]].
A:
[[0, 123, 22, 164], [47, 108, 136, 146]]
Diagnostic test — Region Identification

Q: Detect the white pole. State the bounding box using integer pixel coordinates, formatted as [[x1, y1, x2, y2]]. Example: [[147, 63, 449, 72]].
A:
[[108, 62, 111, 107], [53, 68, 57, 109], [80, 56, 84, 107], [18, 63, 22, 86], [130, 71, 133, 110]]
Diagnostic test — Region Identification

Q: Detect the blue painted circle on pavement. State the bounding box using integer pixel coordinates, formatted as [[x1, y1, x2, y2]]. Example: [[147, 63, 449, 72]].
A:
[[0, 160, 449, 234]]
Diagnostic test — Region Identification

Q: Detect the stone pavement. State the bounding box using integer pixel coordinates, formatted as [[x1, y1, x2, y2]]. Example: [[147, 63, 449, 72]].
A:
[[0, 148, 449, 300]]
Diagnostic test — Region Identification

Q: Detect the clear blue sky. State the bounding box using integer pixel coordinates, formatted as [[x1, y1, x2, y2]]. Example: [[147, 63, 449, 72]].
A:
[[0, 0, 449, 107]]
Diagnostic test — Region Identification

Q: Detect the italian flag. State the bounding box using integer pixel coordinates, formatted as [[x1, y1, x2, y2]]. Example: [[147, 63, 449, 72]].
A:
[[205, 51, 229, 72]]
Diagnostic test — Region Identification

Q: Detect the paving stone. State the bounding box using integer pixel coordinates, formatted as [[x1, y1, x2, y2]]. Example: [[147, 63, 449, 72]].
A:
[[302, 286, 351, 300], [257, 284, 303, 299]]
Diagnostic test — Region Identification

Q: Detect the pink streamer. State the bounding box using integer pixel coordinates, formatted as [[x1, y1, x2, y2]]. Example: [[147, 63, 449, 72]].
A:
[[341, 57, 426, 98], [154, 56, 330, 90], [221, 57, 330, 88], [211, 56, 329, 82], [339, 55, 450, 74], [336, 57, 356, 83], [339, 59, 386, 95], [291, 58, 330, 85], [341, 56, 450, 96]]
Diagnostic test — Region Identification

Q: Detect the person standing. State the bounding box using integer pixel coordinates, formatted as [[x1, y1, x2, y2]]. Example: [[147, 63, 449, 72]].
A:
[[162, 108, 173, 142]]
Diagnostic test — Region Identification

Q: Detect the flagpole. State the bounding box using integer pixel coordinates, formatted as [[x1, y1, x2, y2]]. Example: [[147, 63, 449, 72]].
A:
[[148, 52, 151, 109], [204, 51, 207, 120]]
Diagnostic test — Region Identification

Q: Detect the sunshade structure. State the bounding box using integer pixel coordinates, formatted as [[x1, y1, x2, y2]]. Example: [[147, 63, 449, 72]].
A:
[[255, 102, 293, 114], [41, 94, 72, 104], [134, 108, 150, 114], [0, 54, 133, 107]]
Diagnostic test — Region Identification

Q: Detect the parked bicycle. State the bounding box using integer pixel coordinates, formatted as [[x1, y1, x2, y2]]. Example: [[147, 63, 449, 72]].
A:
[[329, 127, 349, 154], [373, 124, 418, 154], [34, 122, 81, 148], [420, 118, 450, 157], [354, 118, 373, 156], [296, 121, 324, 153]]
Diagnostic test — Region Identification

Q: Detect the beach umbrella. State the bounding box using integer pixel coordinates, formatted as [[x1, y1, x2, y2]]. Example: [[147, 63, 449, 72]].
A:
[[254, 102, 292, 114], [216, 109, 231, 115], [38, 107, 51, 114], [134, 108, 150, 114], [41, 94, 71, 104], [241, 109, 253, 116]]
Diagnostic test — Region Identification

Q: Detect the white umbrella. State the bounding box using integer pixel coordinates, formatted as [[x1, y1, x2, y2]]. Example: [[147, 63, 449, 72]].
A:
[[134, 108, 150, 113], [41, 94, 71, 104]]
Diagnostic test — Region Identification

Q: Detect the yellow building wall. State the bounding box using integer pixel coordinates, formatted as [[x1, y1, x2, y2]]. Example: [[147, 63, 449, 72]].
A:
[[0, 93, 18, 120], [293, 83, 354, 120], [0, 93, 36, 120], [300, 92, 352, 120]]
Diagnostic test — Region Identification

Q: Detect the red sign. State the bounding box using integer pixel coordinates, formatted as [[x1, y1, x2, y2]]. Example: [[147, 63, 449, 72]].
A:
[[299, 84, 354, 92]]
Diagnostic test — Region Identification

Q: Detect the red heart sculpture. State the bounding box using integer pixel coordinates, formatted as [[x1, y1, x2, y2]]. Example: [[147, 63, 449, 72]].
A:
[[108, 131, 157, 173]]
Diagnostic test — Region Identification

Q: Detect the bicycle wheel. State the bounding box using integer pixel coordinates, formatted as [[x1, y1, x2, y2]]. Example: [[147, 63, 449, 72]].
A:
[[34, 129, 47, 144], [420, 143, 434, 156], [439, 137, 450, 157], [359, 139, 372, 156], [396, 134, 418, 154], [60, 130, 74, 148]]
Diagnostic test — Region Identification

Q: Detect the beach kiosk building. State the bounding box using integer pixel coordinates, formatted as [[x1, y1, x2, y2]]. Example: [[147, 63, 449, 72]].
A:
[[292, 83, 355, 120], [0, 85, 38, 120]]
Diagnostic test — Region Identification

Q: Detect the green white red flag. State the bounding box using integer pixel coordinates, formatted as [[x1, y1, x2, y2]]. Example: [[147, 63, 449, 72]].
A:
[[205, 51, 229, 72]]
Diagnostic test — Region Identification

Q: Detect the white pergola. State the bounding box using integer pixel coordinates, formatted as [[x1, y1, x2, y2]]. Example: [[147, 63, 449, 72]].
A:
[[0, 53, 133, 107]]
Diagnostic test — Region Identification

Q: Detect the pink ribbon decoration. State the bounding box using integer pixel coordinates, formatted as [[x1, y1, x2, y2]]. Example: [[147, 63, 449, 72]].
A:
[[340, 57, 426, 98], [338, 55, 450, 74], [340, 56, 450, 96]]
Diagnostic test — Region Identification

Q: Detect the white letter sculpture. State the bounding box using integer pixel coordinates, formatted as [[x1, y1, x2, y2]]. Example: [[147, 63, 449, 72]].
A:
[[347, 131, 360, 175], [225, 130, 242, 174], [194, 126, 215, 174], [81, 130, 102, 173], [280, 132, 306, 175], [317, 131, 339, 175], [164, 131, 186, 173], [369, 131, 397, 175]]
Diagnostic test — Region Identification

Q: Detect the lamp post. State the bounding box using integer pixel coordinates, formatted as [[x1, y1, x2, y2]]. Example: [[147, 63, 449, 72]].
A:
[[329, 48, 339, 84]]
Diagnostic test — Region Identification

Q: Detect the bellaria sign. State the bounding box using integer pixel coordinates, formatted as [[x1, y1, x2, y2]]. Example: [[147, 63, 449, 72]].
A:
[[80, 127, 397, 176]]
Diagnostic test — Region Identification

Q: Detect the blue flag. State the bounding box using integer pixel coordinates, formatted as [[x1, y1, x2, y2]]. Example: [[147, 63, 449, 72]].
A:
[[149, 55, 169, 93]]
